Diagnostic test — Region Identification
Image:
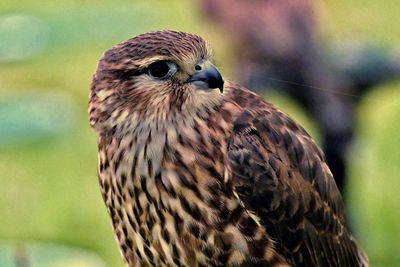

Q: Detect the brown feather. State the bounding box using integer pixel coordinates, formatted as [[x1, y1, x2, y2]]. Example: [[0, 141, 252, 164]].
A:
[[226, 82, 368, 266], [89, 30, 368, 267]]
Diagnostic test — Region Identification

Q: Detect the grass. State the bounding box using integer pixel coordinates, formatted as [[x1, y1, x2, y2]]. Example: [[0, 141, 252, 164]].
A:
[[0, 1, 399, 266]]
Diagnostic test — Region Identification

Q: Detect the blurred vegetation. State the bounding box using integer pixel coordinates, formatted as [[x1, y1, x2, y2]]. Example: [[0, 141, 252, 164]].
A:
[[0, 243, 105, 267], [0, 1, 399, 266]]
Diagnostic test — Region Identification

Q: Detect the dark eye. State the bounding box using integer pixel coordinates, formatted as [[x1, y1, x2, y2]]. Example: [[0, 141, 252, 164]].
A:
[[148, 61, 171, 78]]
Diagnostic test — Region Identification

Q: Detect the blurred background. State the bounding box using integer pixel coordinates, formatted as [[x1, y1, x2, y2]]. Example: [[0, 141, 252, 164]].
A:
[[0, 0, 399, 266]]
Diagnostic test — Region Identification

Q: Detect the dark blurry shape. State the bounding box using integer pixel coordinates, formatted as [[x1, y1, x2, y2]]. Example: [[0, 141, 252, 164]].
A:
[[0, 91, 74, 148], [0, 14, 49, 62], [200, 0, 400, 193], [330, 42, 400, 97], [0, 242, 106, 267]]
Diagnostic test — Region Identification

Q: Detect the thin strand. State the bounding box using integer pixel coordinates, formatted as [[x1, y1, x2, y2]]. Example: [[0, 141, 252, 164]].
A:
[[266, 77, 399, 106]]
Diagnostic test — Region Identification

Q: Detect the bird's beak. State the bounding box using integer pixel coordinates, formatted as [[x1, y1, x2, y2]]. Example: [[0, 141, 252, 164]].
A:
[[188, 63, 224, 93]]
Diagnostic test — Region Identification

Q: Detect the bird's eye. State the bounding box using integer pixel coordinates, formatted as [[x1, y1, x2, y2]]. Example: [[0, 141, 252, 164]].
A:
[[148, 60, 174, 78]]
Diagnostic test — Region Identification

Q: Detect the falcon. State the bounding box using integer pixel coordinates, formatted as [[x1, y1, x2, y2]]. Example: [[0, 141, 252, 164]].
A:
[[89, 30, 368, 266]]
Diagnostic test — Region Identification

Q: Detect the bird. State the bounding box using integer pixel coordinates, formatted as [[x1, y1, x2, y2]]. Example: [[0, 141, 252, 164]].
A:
[[200, 0, 400, 194], [89, 30, 368, 267]]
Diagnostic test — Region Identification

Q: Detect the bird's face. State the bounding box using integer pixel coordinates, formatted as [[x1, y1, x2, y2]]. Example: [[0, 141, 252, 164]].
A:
[[89, 30, 225, 133]]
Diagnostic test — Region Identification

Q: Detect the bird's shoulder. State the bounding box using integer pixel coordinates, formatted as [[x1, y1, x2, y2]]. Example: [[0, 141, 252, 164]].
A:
[[224, 81, 345, 223], [223, 81, 366, 266]]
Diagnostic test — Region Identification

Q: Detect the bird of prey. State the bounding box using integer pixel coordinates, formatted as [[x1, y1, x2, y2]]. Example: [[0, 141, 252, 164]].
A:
[[89, 30, 368, 267]]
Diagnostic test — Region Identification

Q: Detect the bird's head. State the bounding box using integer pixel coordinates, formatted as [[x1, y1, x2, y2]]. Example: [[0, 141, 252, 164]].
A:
[[89, 30, 225, 133]]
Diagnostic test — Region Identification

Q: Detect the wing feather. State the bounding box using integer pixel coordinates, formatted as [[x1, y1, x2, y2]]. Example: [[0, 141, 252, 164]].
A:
[[226, 83, 368, 266]]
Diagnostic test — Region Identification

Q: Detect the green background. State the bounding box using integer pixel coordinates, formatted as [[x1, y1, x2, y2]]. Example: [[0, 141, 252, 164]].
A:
[[0, 1, 399, 266]]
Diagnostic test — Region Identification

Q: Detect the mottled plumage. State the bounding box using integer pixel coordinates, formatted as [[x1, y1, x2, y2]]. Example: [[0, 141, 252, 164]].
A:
[[89, 30, 368, 266]]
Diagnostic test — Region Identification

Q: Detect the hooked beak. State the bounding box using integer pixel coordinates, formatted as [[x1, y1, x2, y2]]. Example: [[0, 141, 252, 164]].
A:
[[188, 64, 224, 93]]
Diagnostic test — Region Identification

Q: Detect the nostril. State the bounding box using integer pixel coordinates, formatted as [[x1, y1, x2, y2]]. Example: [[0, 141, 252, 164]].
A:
[[195, 65, 202, 71]]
